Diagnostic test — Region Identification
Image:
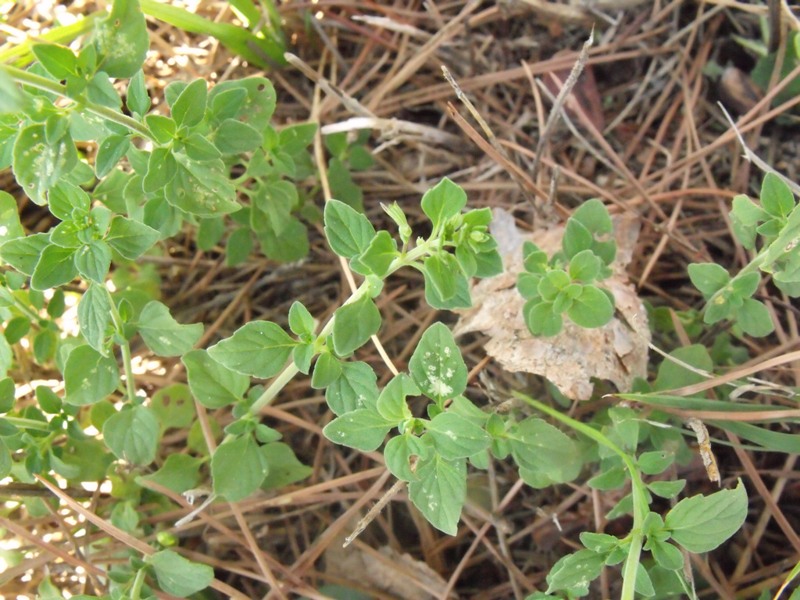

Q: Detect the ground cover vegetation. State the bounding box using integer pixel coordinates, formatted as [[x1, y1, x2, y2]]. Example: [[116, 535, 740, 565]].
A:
[[0, 0, 799, 598]]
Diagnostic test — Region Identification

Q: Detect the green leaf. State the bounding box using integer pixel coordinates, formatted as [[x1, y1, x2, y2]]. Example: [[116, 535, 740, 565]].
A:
[[171, 78, 207, 128], [0, 438, 11, 479], [260, 442, 313, 489], [384, 434, 428, 482], [32, 43, 79, 80], [0, 335, 10, 378], [562, 218, 593, 260], [420, 177, 467, 232], [567, 285, 614, 328], [688, 262, 730, 297], [408, 323, 467, 404], [731, 271, 761, 299], [310, 352, 342, 389], [64, 345, 119, 405], [126, 70, 150, 115], [760, 172, 795, 218], [546, 549, 605, 595], [522, 241, 548, 273], [634, 563, 655, 597], [426, 412, 490, 460], [138, 300, 203, 357], [209, 77, 276, 129], [279, 122, 318, 153], [325, 361, 378, 416], [166, 154, 240, 217], [182, 349, 249, 408], [293, 343, 313, 374], [647, 539, 684, 571], [197, 217, 224, 251], [653, 344, 712, 391], [422, 253, 460, 301], [150, 549, 214, 598], [376, 373, 418, 423], [331, 295, 381, 356], [13, 124, 78, 205], [256, 217, 308, 262], [150, 383, 195, 430], [49, 182, 89, 220], [213, 119, 263, 154], [423, 270, 472, 310], [182, 132, 221, 161], [138, 454, 201, 494], [523, 299, 562, 337], [714, 420, 800, 454], [78, 283, 112, 353], [211, 435, 268, 501], [93, 0, 149, 78], [4, 316, 29, 344], [408, 454, 466, 535], [323, 199, 375, 259], [638, 450, 674, 475], [225, 227, 252, 266], [665, 479, 747, 553], [288, 301, 315, 337], [730, 194, 767, 249], [144, 115, 176, 145], [0, 233, 50, 274], [572, 198, 613, 234], [0, 378, 14, 413], [106, 216, 159, 260], [0, 192, 24, 244], [208, 321, 296, 379], [87, 72, 121, 109], [322, 408, 394, 451], [648, 479, 686, 499], [143, 147, 177, 193], [95, 134, 130, 178], [102, 405, 159, 465], [327, 158, 362, 210], [736, 297, 774, 337], [510, 417, 581, 485], [356, 230, 397, 277], [0, 69, 26, 116], [74, 240, 112, 283], [569, 249, 602, 282]]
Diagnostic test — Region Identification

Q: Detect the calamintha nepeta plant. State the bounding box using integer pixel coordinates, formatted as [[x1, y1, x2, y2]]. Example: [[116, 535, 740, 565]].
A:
[[2, 0, 796, 598]]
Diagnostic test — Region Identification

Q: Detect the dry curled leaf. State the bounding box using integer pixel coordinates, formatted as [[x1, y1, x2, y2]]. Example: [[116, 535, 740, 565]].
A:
[[454, 208, 649, 400]]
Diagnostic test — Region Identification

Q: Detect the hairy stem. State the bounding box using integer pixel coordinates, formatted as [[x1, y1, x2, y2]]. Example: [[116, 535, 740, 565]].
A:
[[3, 65, 153, 140]]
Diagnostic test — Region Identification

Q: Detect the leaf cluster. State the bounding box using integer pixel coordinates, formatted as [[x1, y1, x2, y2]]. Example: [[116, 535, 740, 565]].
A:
[[517, 199, 616, 336], [689, 173, 800, 336]]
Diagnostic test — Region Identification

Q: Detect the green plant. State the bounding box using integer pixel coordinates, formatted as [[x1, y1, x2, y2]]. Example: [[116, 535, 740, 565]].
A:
[[0, 2, 791, 598], [517, 198, 616, 336], [0, 0, 286, 69], [689, 172, 800, 337]]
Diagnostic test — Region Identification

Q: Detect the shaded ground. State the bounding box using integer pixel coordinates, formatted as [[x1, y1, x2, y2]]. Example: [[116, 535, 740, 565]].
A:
[[2, 1, 800, 599]]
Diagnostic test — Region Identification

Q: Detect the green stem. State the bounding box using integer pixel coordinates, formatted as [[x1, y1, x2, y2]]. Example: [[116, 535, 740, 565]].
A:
[[513, 392, 648, 600], [246, 238, 442, 418], [3, 416, 51, 432], [129, 567, 146, 600], [2, 65, 152, 140], [107, 291, 137, 404], [9, 293, 42, 323]]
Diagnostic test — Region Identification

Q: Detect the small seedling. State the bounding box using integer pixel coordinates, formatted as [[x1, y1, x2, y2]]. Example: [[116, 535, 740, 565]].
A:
[[517, 198, 616, 336]]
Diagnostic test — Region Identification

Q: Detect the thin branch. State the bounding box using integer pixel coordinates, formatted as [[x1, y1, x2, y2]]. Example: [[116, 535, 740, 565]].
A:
[[532, 29, 594, 179]]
